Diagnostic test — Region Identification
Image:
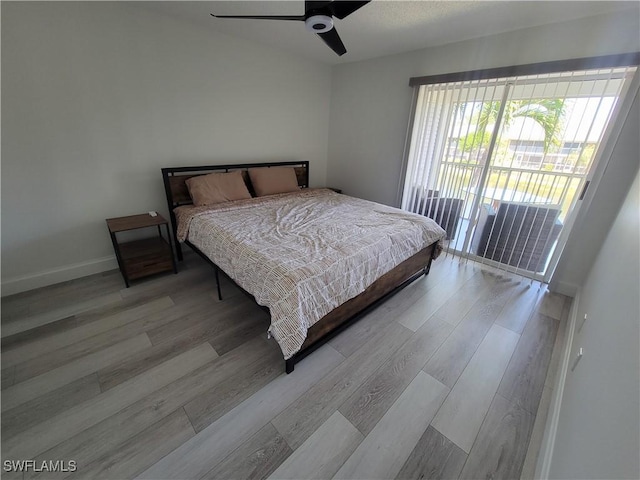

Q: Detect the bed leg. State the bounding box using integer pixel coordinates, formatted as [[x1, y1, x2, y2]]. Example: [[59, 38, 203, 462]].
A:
[[214, 266, 222, 301], [424, 262, 431, 276], [424, 255, 434, 276], [285, 358, 295, 374]]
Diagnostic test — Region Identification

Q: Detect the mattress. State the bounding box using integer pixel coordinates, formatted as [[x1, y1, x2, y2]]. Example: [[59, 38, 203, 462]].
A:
[[175, 188, 446, 359]]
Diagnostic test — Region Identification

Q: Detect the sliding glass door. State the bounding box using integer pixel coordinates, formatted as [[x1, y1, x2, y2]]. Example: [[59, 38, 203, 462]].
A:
[[402, 58, 638, 281]]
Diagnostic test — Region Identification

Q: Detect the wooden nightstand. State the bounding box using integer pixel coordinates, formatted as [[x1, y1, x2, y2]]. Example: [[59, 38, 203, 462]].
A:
[[106, 213, 177, 287]]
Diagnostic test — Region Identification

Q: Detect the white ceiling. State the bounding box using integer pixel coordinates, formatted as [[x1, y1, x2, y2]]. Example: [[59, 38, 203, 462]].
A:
[[142, 1, 638, 64]]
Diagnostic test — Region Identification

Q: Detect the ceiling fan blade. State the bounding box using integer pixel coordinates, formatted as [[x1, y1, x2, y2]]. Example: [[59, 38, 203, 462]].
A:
[[210, 14, 305, 21], [317, 27, 346, 56], [327, 1, 371, 20], [305, 1, 333, 13]]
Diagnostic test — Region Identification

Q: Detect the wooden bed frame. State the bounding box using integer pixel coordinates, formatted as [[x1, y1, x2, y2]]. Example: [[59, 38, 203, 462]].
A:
[[161, 161, 438, 373]]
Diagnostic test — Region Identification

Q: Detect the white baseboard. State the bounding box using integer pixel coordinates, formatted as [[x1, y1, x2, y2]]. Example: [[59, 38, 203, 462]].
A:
[[1, 256, 118, 297], [534, 287, 581, 479], [548, 279, 579, 297]]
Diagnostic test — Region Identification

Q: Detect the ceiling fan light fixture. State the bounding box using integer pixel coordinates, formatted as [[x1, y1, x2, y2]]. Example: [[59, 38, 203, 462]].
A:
[[304, 15, 333, 33]]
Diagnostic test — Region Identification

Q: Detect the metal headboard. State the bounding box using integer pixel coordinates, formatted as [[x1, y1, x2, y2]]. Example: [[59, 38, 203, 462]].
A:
[[161, 161, 310, 261]]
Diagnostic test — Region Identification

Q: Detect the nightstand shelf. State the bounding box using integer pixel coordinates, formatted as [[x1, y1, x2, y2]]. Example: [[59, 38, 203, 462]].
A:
[[106, 213, 177, 287]]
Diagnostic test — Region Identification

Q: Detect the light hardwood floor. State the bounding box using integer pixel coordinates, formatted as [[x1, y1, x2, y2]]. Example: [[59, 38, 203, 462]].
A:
[[1, 252, 569, 480]]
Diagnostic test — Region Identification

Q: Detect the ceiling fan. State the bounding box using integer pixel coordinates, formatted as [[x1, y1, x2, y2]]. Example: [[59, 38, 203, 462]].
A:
[[210, 1, 371, 56]]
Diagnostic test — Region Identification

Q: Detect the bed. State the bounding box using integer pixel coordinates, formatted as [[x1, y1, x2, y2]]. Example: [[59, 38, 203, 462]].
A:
[[162, 161, 445, 372]]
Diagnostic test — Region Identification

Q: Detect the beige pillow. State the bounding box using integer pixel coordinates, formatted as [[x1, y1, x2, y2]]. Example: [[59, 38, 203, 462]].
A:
[[185, 170, 251, 206], [248, 167, 300, 197]]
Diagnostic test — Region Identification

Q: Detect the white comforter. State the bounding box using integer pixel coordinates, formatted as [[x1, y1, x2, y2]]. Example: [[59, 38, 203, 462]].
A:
[[176, 189, 445, 359]]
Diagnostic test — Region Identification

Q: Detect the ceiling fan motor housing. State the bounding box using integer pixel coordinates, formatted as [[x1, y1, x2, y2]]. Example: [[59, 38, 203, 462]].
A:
[[305, 14, 333, 33]]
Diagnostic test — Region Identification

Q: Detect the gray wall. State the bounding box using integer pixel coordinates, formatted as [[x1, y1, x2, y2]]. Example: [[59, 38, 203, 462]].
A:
[[1, 1, 332, 294], [326, 9, 640, 292], [549, 165, 639, 479]]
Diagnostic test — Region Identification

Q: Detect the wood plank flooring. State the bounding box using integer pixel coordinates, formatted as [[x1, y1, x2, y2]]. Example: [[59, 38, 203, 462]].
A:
[[1, 252, 569, 479]]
